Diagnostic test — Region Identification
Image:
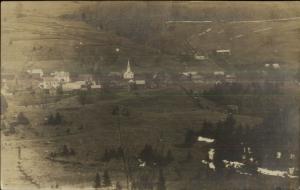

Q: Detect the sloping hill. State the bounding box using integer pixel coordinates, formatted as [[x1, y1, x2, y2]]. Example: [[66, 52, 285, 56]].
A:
[[2, 2, 300, 75]]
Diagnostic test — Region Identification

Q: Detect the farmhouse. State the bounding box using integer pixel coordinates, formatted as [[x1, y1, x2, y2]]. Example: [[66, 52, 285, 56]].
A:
[[62, 81, 86, 91], [216, 49, 231, 55], [40, 76, 60, 89], [27, 69, 44, 78], [213, 71, 225, 76], [182, 71, 198, 76], [52, 71, 70, 83], [194, 54, 207, 60], [225, 74, 237, 83], [192, 74, 204, 83], [128, 79, 146, 91], [272, 63, 280, 69]]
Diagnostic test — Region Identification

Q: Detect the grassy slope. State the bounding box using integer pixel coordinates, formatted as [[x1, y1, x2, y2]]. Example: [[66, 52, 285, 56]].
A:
[[4, 2, 300, 75]]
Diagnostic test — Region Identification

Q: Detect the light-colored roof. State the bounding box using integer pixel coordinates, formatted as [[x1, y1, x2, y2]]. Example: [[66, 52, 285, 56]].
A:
[[63, 81, 85, 90], [27, 69, 43, 74], [182, 71, 198, 76], [91, 84, 101, 89], [216, 49, 231, 53], [135, 80, 146, 85], [214, 71, 225, 75]]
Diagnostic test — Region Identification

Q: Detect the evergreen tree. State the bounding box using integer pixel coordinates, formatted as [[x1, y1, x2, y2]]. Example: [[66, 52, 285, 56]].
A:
[[69, 148, 76, 156], [101, 149, 110, 162], [139, 144, 155, 165], [78, 91, 87, 106], [56, 85, 63, 96], [201, 120, 214, 138], [55, 112, 62, 125], [62, 145, 69, 156], [17, 112, 29, 125], [48, 114, 54, 125], [184, 129, 197, 146], [94, 172, 101, 188], [103, 170, 111, 187], [165, 150, 174, 164]]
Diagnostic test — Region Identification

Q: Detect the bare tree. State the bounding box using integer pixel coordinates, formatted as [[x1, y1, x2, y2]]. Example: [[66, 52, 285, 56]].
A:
[[112, 105, 131, 189]]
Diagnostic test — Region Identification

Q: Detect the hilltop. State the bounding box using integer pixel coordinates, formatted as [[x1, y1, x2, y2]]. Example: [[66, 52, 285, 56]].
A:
[[2, 2, 300, 75]]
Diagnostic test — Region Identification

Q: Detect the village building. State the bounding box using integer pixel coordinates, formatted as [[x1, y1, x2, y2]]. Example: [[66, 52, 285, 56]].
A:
[[194, 54, 207, 61], [272, 63, 280, 69], [216, 49, 231, 56], [62, 81, 86, 91], [27, 69, 44, 78], [180, 72, 192, 82], [52, 71, 70, 83], [225, 74, 237, 83], [128, 79, 146, 91], [213, 71, 225, 76], [40, 76, 61, 89], [265, 63, 280, 69], [152, 72, 175, 87], [90, 81, 102, 90], [182, 71, 198, 76], [123, 60, 134, 80], [179, 71, 204, 84], [192, 74, 204, 83]]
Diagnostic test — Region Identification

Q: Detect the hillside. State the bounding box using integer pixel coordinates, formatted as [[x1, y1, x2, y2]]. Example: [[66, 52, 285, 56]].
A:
[[77, 1, 300, 72], [2, 1, 300, 74]]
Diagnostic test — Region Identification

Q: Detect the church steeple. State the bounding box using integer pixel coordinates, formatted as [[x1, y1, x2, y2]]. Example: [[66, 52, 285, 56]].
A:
[[123, 59, 134, 79], [126, 59, 131, 72]]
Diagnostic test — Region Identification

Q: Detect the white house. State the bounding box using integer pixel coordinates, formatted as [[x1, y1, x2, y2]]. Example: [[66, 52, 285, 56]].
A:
[[135, 80, 146, 85], [182, 71, 198, 76], [123, 60, 134, 80], [62, 81, 86, 91], [216, 49, 231, 55], [192, 74, 204, 83], [225, 74, 236, 83], [52, 71, 70, 83], [214, 71, 225, 76], [194, 54, 207, 60], [272, 63, 280, 69], [40, 76, 60, 89], [27, 69, 44, 78]]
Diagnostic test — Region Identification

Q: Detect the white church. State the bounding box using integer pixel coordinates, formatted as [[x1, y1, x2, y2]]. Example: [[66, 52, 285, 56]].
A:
[[123, 60, 134, 80]]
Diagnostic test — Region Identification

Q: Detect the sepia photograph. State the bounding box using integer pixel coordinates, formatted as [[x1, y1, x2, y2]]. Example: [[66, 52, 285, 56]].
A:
[[1, 1, 300, 190]]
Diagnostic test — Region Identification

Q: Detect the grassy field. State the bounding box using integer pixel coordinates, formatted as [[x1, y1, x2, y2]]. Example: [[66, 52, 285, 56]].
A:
[[3, 87, 279, 189]]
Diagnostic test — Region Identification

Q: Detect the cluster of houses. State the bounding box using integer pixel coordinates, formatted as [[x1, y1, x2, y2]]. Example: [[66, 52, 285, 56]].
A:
[[1, 58, 286, 93], [1, 59, 241, 96]]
